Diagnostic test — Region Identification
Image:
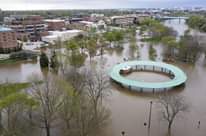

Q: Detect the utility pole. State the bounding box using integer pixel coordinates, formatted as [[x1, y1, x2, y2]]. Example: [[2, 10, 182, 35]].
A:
[[148, 101, 153, 136]]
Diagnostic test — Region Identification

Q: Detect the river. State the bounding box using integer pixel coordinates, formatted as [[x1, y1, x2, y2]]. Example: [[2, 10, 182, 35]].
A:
[[1, 18, 206, 136]]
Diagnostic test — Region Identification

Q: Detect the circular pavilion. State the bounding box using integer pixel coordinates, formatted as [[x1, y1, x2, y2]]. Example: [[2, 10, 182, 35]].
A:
[[108, 61, 187, 92]]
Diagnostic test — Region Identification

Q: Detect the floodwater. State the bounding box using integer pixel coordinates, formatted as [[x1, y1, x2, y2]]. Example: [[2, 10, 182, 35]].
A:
[[0, 59, 43, 83], [124, 71, 171, 82], [1, 19, 206, 136]]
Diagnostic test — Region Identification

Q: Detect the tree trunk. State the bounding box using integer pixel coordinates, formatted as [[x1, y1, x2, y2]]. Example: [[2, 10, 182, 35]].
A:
[[168, 122, 172, 136], [0, 111, 2, 132], [7, 108, 11, 131], [44, 119, 50, 136], [46, 125, 50, 136]]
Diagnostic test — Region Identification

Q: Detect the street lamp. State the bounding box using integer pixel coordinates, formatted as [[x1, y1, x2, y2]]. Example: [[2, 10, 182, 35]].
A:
[[148, 101, 153, 136]]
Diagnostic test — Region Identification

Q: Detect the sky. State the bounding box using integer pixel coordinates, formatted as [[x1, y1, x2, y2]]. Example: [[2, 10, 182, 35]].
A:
[[0, 0, 206, 10]]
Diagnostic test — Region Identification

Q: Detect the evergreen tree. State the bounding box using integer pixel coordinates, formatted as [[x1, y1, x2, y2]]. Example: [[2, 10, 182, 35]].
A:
[[40, 52, 49, 68]]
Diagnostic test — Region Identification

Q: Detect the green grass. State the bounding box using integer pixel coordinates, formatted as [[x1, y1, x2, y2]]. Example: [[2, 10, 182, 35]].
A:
[[0, 57, 37, 65], [0, 59, 20, 64], [0, 82, 31, 92]]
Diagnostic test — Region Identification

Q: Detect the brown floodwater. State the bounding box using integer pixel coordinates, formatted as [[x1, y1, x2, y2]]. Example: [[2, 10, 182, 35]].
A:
[[1, 19, 206, 136], [123, 71, 172, 83]]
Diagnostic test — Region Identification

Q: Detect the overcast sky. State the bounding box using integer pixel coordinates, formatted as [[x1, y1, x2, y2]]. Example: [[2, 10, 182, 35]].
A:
[[0, 0, 206, 10]]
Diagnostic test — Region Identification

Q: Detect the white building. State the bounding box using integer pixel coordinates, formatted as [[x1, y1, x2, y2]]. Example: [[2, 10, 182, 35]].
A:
[[42, 30, 83, 44], [79, 20, 107, 31]]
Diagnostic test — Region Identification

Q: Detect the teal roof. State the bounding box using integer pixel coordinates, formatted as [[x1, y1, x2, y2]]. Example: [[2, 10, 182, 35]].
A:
[[0, 27, 12, 32], [108, 61, 187, 91]]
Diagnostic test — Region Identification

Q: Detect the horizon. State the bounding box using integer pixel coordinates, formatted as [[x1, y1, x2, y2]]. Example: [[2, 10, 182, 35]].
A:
[[0, 0, 206, 11]]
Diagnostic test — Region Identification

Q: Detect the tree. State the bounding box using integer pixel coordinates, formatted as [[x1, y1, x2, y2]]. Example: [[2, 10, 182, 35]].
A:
[[50, 50, 59, 72], [59, 69, 110, 136], [178, 34, 201, 63], [0, 83, 37, 136], [30, 75, 65, 136], [162, 36, 178, 59], [67, 39, 79, 51], [157, 94, 189, 136], [40, 52, 49, 68], [187, 15, 206, 32], [129, 34, 137, 50], [103, 31, 115, 47], [86, 37, 97, 63], [64, 68, 87, 94], [66, 38, 86, 68], [69, 52, 86, 68], [97, 34, 107, 58], [85, 69, 110, 117], [113, 30, 125, 47], [149, 45, 157, 61]]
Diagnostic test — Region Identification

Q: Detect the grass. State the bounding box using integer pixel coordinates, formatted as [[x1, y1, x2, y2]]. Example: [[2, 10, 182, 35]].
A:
[[0, 82, 31, 92], [0, 59, 20, 65], [0, 57, 38, 65]]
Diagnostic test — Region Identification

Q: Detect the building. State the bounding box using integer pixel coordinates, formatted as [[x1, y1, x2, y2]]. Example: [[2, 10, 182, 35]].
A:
[[90, 13, 104, 22], [42, 30, 83, 44], [0, 26, 20, 53], [111, 15, 138, 26], [4, 15, 48, 41], [67, 20, 107, 32], [44, 19, 65, 31]]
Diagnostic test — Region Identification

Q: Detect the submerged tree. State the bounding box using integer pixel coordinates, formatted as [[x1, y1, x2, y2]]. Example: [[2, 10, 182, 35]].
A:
[[40, 52, 49, 68], [50, 50, 59, 71], [149, 45, 157, 61], [86, 37, 97, 63], [157, 94, 189, 136], [178, 34, 201, 63]]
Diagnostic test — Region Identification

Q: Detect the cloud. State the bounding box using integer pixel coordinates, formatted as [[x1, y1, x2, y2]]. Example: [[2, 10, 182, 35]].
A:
[[0, 0, 205, 10]]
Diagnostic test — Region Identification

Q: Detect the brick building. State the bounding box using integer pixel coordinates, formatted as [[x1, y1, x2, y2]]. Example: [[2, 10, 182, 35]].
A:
[[0, 27, 20, 53], [4, 15, 48, 41], [44, 19, 65, 31]]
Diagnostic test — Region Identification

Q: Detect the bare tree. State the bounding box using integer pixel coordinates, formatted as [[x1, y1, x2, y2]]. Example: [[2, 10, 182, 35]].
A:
[[85, 69, 110, 117], [30, 75, 65, 136], [59, 69, 110, 136], [157, 94, 189, 136], [64, 68, 87, 95]]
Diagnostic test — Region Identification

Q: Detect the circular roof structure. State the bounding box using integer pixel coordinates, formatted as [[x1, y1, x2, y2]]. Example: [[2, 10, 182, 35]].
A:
[[108, 61, 187, 92]]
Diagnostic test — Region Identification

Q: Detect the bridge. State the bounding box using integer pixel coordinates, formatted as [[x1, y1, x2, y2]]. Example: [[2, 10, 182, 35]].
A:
[[156, 16, 189, 20], [108, 61, 187, 92]]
